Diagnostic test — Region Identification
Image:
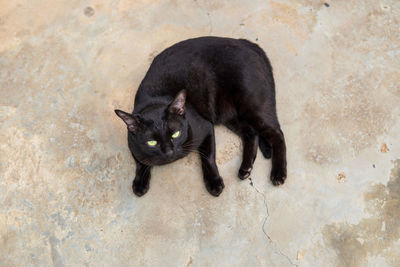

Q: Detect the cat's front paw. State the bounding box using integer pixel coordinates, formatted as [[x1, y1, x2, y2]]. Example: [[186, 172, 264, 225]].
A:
[[205, 176, 225, 197], [270, 166, 287, 186], [132, 179, 149, 197]]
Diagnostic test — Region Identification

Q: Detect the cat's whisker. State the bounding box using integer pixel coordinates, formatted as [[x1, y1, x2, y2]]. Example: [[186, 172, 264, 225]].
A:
[[182, 142, 202, 150], [139, 160, 152, 177], [181, 148, 208, 160], [181, 145, 207, 155], [143, 166, 151, 177], [182, 137, 204, 146]]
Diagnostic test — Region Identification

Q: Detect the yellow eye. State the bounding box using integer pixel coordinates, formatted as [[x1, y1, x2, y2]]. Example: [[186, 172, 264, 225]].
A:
[[147, 140, 157, 146], [172, 131, 180, 139]]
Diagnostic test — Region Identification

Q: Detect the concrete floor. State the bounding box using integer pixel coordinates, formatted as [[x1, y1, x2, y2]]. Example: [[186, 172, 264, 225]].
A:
[[1, 0, 399, 266]]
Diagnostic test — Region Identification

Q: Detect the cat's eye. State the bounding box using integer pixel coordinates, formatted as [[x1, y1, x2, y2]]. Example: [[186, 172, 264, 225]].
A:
[[147, 140, 157, 147], [171, 131, 180, 139]]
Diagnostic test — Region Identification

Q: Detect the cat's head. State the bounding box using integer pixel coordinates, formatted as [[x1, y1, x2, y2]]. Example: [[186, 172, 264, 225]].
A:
[[115, 90, 190, 166]]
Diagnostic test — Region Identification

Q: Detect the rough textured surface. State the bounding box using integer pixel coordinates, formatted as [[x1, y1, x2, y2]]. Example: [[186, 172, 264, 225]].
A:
[[1, 0, 399, 266]]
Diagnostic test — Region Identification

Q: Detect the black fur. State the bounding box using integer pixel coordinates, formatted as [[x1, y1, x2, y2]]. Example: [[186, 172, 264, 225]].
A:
[[115, 36, 287, 197]]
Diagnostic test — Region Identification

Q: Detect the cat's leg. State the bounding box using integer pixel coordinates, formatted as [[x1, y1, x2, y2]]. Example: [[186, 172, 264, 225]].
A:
[[247, 114, 287, 185], [198, 129, 225, 196], [225, 120, 259, 180], [132, 158, 152, 197], [238, 127, 259, 180], [259, 136, 272, 159]]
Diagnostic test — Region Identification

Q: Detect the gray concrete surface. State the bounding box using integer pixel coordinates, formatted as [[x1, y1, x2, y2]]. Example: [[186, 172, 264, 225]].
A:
[[1, 0, 399, 266]]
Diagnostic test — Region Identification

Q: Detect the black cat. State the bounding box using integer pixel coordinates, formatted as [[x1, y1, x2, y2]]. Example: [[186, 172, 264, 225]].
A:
[[115, 36, 287, 197]]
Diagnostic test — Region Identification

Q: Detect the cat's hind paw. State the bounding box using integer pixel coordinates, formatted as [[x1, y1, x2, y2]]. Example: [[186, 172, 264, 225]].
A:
[[270, 166, 287, 186], [238, 167, 252, 180]]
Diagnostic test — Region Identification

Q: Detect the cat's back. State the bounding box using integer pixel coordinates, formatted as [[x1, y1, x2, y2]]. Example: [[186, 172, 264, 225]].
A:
[[136, 37, 273, 122], [139, 36, 269, 92], [151, 36, 265, 69]]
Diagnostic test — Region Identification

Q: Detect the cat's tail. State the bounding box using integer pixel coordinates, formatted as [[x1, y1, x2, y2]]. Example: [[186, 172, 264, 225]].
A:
[[259, 136, 272, 159]]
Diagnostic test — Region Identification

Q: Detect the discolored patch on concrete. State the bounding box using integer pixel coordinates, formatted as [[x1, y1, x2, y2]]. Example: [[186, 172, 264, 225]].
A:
[[322, 159, 400, 266], [303, 75, 393, 165], [84, 6, 95, 17]]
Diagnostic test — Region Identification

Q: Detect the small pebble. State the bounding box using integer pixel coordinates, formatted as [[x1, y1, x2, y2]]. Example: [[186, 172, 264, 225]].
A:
[[324, 3, 330, 7], [337, 172, 346, 183], [380, 143, 389, 153]]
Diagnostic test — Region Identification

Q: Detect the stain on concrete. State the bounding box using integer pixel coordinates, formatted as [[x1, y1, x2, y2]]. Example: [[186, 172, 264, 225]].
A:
[[49, 235, 64, 267], [322, 159, 400, 266], [84, 7, 95, 17], [304, 75, 393, 165]]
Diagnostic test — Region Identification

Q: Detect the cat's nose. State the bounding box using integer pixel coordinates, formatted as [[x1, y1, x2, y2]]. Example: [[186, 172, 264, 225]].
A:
[[165, 149, 174, 157]]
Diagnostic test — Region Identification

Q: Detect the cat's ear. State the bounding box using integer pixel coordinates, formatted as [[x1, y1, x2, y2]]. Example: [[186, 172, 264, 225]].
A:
[[114, 109, 140, 133], [168, 90, 186, 115]]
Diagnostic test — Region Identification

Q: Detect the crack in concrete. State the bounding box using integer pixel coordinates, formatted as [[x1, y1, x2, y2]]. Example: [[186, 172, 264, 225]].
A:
[[249, 178, 298, 267], [193, 0, 213, 34]]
